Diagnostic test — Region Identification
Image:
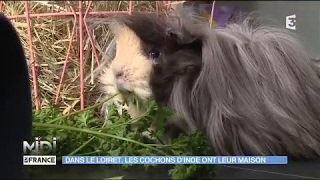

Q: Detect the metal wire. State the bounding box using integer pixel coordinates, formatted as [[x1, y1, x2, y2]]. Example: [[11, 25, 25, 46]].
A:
[[0, 1, 168, 110]]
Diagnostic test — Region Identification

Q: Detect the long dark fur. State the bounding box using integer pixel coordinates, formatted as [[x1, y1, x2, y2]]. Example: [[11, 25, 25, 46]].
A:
[[109, 7, 320, 158], [0, 14, 32, 178]]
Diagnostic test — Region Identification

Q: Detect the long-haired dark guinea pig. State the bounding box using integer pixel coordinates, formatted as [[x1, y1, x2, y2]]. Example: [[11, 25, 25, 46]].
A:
[[98, 7, 320, 158]]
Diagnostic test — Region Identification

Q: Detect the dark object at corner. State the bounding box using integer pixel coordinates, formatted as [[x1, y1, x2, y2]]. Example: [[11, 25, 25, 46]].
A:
[[0, 13, 33, 179]]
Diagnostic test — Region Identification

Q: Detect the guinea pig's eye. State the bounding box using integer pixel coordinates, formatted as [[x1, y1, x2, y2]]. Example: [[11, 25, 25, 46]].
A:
[[148, 48, 161, 63]]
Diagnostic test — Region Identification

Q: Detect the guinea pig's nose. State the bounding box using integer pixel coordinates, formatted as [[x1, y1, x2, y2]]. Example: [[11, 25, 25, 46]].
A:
[[115, 71, 124, 78]]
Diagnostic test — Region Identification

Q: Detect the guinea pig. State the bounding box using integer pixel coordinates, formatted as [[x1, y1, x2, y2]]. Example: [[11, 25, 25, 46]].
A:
[[98, 6, 320, 158]]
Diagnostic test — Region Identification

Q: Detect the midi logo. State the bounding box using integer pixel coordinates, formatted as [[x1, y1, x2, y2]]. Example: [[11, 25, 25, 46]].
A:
[[23, 137, 57, 165], [286, 14, 296, 30]]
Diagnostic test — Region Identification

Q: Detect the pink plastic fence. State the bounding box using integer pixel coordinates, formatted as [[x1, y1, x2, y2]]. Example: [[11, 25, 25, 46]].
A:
[[0, 1, 172, 110]]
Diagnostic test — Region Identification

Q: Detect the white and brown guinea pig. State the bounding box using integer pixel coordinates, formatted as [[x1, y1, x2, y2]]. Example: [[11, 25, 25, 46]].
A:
[[99, 6, 320, 158]]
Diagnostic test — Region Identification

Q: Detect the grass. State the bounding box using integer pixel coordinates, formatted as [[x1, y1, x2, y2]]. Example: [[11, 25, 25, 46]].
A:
[[2, 1, 217, 179], [30, 94, 216, 179]]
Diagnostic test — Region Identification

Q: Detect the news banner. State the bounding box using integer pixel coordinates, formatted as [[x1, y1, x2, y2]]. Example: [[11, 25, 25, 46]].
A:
[[23, 155, 288, 165]]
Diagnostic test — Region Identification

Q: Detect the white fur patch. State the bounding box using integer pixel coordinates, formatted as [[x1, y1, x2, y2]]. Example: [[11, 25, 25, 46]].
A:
[[99, 24, 154, 119]]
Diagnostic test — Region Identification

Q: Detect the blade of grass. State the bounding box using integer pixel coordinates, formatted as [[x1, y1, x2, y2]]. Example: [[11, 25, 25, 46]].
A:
[[46, 93, 119, 124], [32, 122, 169, 155]]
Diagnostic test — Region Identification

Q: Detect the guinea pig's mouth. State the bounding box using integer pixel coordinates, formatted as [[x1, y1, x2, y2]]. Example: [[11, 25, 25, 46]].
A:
[[116, 90, 133, 104], [115, 79, 152, 101], [115, 79, 133, 93], [116, 84, 132, 93], [118, 89, 133, 95]]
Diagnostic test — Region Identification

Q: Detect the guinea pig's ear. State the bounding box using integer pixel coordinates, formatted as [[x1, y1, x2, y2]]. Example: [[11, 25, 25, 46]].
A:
[[165, 5, 208, 46], [166, 27, 200, 45], [166, 27, 203, 57], [166, 28, 179, 40]]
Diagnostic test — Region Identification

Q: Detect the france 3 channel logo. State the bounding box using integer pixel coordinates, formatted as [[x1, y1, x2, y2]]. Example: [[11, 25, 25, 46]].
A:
[[23, 137, 57, 165], [286, 14, 297, 30]]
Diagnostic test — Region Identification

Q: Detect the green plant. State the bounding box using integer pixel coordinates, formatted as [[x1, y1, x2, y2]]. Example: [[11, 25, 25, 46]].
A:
[[31, 94, 216, 179]]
